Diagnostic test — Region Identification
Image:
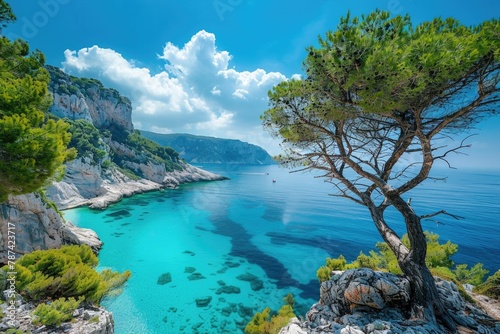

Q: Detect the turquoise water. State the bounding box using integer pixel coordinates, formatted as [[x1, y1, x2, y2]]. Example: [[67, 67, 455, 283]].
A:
[[64, 164, 500, 334]]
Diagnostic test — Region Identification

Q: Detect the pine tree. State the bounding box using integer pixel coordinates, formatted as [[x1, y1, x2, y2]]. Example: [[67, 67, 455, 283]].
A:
[[0, 0, 75, 202]]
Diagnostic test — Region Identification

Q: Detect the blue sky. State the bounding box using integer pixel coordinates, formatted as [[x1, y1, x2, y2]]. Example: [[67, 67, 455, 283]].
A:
[[4, 0, 500, 169]]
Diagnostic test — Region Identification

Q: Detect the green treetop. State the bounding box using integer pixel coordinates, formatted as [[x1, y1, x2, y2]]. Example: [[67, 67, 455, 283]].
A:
[[0, 1, 75, 202], [262, 10, 499, 331]]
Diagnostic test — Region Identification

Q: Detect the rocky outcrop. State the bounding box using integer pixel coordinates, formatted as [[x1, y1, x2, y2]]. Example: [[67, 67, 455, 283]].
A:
[[279, 268, 500, 334], [0, 293, 114, 334], [47, 65, 133, 132], [47, 157, 226, 210], [44, 67, 229, 210], [0, 193, 102, 263], [141, 131, 276, 164]]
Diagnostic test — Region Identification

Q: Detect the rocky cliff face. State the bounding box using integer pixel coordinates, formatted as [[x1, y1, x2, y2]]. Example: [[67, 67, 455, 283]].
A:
[[141, 131, 276, 165], [47, 65, 133, 132], [0, 293, 114, 334], [0, 193, 102, 264], [279, 268, 500, 334], [44, 66, 228, 210]]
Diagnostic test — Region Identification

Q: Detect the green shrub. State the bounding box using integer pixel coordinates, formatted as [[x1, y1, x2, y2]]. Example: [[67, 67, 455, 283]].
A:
[[245, 295, 296, 334], [89, 315, 100, 323], [455, 263, 488, 286], [66, 119, 107, 164], [3, 245, 130, 304], [4, 329, 24, 334], [317, 255, 347, 282], [33, 297, 82, 327], [474, 270, 500, 299]]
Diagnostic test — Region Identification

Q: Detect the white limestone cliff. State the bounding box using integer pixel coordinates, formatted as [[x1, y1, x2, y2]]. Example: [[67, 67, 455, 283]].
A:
[[0, 193, 102, 264]]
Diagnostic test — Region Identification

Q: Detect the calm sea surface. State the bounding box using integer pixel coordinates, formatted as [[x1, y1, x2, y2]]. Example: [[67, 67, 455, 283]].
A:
[[64, 164, 500, 334]]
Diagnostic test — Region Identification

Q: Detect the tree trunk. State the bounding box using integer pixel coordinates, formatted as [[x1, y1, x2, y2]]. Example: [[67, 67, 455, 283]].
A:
[[365, 195, 456, 331], [388, 194, 457, 332]]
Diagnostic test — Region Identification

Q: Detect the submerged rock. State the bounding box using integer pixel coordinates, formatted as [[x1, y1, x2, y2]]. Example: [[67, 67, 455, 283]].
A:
[[225, 261, 240, 268], [236, 273, 264, 291], [237, 304, 255, 318], [196, 296, 212, 307], [157, 273, 172, 285], [106, 209, 131, 218], [188, 272, 206, 281], [216, 285, 241, 295], [184, 267, 196, 273]]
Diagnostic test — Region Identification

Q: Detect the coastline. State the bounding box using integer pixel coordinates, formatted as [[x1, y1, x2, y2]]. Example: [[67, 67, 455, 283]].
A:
[[49, 161, 229, 211]]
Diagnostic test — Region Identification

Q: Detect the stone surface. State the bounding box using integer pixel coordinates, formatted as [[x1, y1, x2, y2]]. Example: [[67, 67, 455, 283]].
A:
[[279, 268, 500, 334], [236, 273, 264, 291], [188, 272, 206, 281], [48, 65, 133, 132], [157, 273, 172, 285], [0, 193, 102, 263], [195, 296, 212, 307], [0, 298, 114, 334]]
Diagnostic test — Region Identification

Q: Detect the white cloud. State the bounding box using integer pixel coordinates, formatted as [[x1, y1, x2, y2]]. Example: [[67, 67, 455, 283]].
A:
[[62, 30, 295, 155]]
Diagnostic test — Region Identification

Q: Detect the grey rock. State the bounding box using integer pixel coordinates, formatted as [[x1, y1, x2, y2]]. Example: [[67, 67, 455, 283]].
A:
[[157, 273, 172, 285], [280, 268, 500, 334], [195, 296, 212, 307], [0, 193, 103, 263]]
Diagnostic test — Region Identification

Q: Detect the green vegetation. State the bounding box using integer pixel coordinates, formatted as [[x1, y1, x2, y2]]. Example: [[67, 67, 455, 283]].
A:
[[4, 245, 131, 305], [33, 297, 83, 327], [1, 245, 130, 327], [0, 19, 76, 201], [0, 0, 15, 30], [66, 119, 108, 165], [317, 232, 499, 303], [262, 9, 499, 330], [109, 125, 181, 173], [4, 329, 24, 334], [245, 294, 295, 334], [474, 270, 500, 299]]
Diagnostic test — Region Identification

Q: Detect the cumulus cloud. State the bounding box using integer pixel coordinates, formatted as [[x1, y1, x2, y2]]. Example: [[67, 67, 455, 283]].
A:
[[62, 30, 291, 154]]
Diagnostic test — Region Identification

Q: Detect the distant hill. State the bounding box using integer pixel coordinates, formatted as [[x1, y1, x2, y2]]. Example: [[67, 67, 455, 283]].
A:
[[141, 131, 276, 165]]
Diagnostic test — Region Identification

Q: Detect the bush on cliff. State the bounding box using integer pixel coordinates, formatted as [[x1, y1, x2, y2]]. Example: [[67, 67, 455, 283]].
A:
[[245, 294, 295, 334], [66, 119, 108, 165], [3, 245, 131, 305], [317, 232, 485, 283], [317, 232, 498, 302], [474, 270, 500, 299], [32, 297, 83, 327]]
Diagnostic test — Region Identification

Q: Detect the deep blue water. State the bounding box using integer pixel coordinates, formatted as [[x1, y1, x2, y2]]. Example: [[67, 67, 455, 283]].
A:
[[64, 164, 500, 334]]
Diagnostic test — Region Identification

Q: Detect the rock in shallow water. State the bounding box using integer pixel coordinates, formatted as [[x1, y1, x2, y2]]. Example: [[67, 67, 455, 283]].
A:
[[195, 296, 212, 307], [236, 273, 264, 291], [216, 285, 241, 295], [157, 272, 172, 285], [188, 272, 206, 281]]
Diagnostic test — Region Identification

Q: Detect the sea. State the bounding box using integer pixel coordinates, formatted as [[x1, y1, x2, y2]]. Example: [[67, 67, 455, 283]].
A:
[[63, 164, 500, 334]]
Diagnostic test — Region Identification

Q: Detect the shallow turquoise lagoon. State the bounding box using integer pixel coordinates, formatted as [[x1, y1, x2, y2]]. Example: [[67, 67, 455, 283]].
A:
[[64, 164, 500, 333]]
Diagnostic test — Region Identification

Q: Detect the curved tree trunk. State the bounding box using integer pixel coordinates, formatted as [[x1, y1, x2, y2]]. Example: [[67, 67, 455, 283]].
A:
[[367, 195, 456, 332]]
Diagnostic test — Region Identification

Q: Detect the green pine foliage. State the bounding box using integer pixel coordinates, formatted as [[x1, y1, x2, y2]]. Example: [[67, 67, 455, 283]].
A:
[[455, 263, 489, 286], [33, 297, 83, 327], [3, 245, 130, 304], [245, 294, 296, 334], [316, 232, 486, 284], [0, 5, 76, 202], [316, 232, 498, 302], [474, 270, 500, 299], [66, 119, 108, 165], [107, 125, 182, 174]]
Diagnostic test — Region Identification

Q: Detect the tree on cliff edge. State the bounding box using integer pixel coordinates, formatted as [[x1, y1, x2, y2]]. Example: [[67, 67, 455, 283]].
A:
[[0, 0, 75, 202], [262, 11, 499, 331]]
